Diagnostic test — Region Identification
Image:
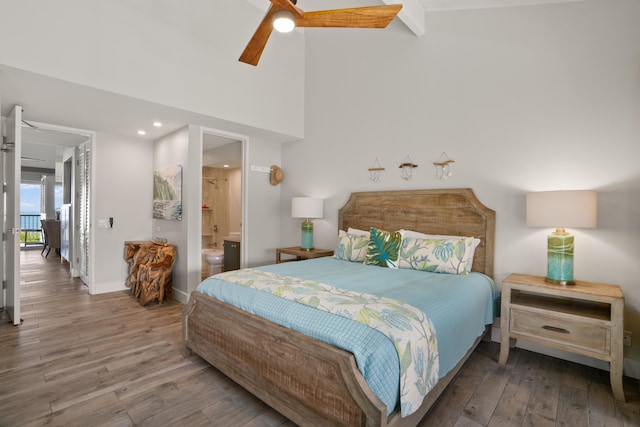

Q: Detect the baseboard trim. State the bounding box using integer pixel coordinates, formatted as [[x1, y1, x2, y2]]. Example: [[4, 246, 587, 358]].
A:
[[92, 283, 189, 306], [172, 288, 189, 304], [92, 281, 128, 295]]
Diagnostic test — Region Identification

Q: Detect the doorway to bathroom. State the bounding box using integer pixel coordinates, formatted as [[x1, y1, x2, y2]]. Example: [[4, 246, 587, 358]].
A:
[[201, 131, 243, 281]]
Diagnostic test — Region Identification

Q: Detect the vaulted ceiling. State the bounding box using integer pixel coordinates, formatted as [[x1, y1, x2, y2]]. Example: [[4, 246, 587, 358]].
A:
[[6, 0, 586, 171], [244, 0, 586, 36], [419, 0, 585, 11]]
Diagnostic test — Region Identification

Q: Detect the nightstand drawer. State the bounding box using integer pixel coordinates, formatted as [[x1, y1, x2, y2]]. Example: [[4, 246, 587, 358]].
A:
[[510, 308, 610, 353]]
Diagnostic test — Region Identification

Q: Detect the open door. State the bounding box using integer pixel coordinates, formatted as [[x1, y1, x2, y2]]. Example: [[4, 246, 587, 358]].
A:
[[2, 105, 22, 325], [77, 142, 91, 287]]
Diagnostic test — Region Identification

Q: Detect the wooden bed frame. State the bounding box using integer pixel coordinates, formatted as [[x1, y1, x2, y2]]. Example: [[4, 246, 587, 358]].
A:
[[183, 188, 496, 426]]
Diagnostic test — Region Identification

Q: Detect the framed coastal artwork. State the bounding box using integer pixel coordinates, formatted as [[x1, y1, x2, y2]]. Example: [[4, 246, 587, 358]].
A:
[[153, 164, 183, 220]]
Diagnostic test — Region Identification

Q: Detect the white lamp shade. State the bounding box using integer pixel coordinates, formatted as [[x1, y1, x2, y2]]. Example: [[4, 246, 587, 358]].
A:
[[526, 190, 597, 229], [292, 197, 323, 219]]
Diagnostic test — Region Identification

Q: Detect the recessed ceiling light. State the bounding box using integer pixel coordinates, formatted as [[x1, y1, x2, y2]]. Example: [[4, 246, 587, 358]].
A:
[[223, 164, 230, 168], [138, 130, 146, 135], [153, 121, 162, 127]]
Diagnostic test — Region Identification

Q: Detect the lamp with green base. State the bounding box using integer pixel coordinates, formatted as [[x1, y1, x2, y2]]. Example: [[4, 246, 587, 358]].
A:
[[291, 197, 323, 250], [526, 190, 597, 285]]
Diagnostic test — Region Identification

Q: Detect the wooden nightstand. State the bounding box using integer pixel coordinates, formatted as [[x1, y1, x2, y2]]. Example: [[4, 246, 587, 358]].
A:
[[499, 273, 625, 401], [276, 247, 334, 264]]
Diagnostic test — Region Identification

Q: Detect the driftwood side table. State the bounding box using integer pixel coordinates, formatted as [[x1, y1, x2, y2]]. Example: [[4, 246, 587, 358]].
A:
[[124, 240, 177, 306]]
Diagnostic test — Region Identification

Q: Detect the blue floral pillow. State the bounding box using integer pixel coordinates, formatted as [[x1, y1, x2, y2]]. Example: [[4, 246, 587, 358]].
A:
[[364, 227, 402, 268], [334, 230, 369, 262], [398, 237, 475, 274]]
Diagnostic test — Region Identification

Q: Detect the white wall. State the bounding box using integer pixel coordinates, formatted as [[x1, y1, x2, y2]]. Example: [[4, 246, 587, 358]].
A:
[[153, 126, 288, 302], [244, 138, 283, 267], [282, 0, 640, 373], [93, 132, 154, 293], [153, 127, 193, 301], [0, 0, 305, 138]]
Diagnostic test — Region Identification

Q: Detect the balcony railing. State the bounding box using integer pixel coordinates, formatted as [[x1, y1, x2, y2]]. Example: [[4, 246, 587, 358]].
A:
[[20, 214, 43, 246]]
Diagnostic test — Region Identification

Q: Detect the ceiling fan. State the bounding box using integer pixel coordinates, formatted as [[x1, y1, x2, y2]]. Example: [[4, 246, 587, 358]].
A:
[[240, 0, 402, 66]]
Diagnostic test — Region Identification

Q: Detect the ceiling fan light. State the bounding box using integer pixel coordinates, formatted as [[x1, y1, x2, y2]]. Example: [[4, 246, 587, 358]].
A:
[[272, 10, 295, 33]]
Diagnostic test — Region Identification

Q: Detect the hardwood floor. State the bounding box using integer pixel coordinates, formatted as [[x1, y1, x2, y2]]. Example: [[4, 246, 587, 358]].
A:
[[1, 250, 639, 426]]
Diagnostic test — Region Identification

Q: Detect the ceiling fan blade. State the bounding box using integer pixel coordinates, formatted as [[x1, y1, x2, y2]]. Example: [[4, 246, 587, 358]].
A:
[[269, 0, 304, 18], [21, 156, 45, 162], [296, 5, 402, 28], [239, 6, 278, 66]]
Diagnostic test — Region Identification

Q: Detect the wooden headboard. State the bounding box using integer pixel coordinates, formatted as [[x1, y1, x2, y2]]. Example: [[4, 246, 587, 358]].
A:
[[338, 188, 496, 278]]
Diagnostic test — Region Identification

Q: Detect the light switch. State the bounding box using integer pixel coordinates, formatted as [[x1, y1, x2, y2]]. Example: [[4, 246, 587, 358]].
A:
[[98, 219, 109, 229]]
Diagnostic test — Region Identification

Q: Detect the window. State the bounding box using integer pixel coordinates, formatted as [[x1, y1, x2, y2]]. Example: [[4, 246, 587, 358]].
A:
[[19, 182, 42, 246]]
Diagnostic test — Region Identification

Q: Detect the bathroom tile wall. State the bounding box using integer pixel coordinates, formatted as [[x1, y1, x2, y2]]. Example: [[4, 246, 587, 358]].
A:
[[202, 166, 231, 278]]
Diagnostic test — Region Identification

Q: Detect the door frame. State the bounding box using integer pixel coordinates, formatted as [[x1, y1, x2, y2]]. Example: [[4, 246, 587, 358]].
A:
[[199, 126, 248, 273], [74, 141, 93, 289], [2, 105, 22, 325], [16, 119, 96, 292]]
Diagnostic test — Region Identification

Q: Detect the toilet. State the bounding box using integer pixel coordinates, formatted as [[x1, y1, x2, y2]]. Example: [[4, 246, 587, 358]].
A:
[[202, 248, 224, 276]]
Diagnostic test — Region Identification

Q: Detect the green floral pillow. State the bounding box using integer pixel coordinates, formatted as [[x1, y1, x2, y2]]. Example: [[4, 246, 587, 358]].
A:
[[334, 230, 369, 262], [364, 227, 402, 268], [398, 237, 475, 274]]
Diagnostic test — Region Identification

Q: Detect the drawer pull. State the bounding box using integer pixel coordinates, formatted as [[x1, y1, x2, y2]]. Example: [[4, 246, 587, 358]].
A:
[[542, 325, 569, 334]]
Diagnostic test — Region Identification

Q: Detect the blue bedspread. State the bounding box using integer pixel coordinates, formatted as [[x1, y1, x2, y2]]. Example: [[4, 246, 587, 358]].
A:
[[196, 257, 495, 415]]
